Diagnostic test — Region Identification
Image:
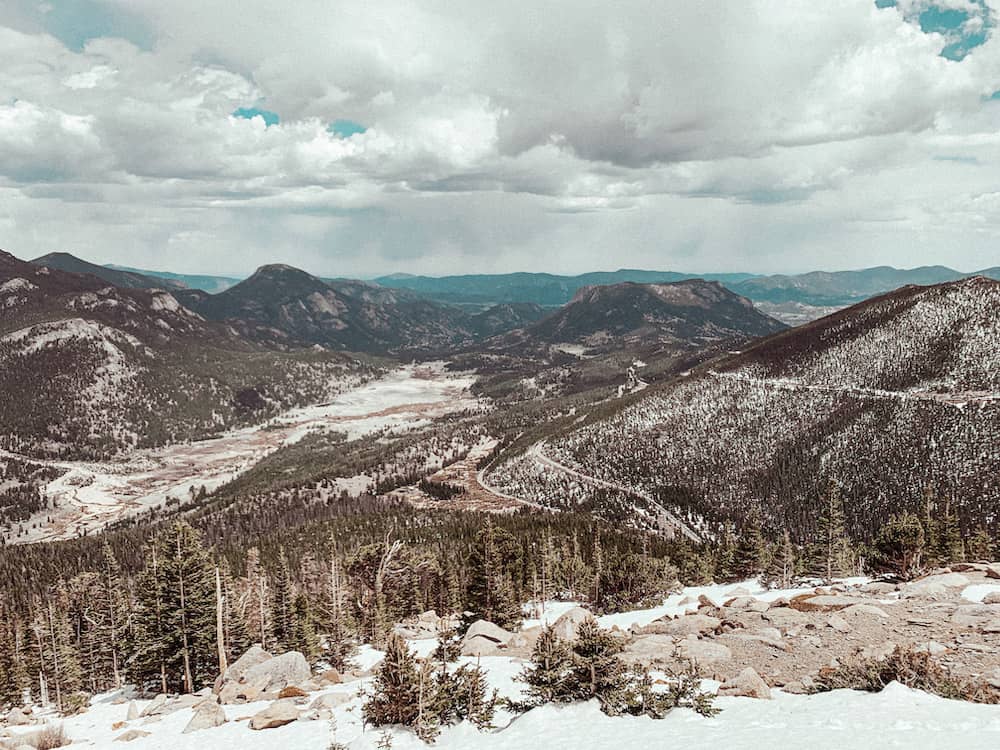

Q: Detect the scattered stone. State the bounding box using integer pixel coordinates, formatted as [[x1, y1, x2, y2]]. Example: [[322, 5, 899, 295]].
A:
[[219, 674, 270, 704], [309, 693, 351, 711], [790, 594, 868, 612], [242, 651, 311, 693], [748, 600, 771, 613], [250, 700, 300, 730], [858, 582, 896, 595], [724, 596, 756, 610], [982, 592, 1000, 605], [841, 604, 890, 619], [115, 729, 151, 742], [183, 701, 227, 733], [649, 613, 721, 637], [278, 686, 308, 699], [622, 634, 674, 664], [718, 667, 772, 699]]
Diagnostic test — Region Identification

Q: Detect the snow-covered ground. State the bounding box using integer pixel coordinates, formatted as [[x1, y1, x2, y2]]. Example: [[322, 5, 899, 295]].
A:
[[3, 364, 481, 543], [14, 577, 1000, 750]]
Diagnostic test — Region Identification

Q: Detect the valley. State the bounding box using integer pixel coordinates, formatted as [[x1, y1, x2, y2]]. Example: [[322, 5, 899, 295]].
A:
[[1, 364, 480, 544]]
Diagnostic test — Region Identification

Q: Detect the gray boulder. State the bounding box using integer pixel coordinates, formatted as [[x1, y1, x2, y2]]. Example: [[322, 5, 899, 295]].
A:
[[250, 700, 300, 730], [551, 607, 592, 641], [460, 620, 514, 656], [242, 651, 311, 693], [718, 667, 771, 699], [222, 645, 273, 685], [115, 729, 151, 742], [183, 701, 227, 733]]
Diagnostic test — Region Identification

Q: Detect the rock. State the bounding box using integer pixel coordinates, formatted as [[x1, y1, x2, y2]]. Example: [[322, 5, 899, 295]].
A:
[[551, 607, 592, 641], [916, 641, 949, 656], [841, 604, 890, 619], [250, 700, 300, 730], [983, 592, 1000, 605], [5, 709, 30, 726], [900, 573, 971, 600], [183, 701, 227, 733], [676, 635, 732, 666], [748, 600, 771, 613], [309, 693, 351, 710], [660, 614, 721, 636], [222, 645, 273, 685], [242, 651, 311, 693], [115, 729, 151, 742], [112, 721, 127, 730], [985, 565, 1000, 580], [218, 674, 270, 704], [318, 669, 342, 685], [951, 604, 1000, 629], [790, 594, 867, 612], [860, 641, 896, 661], [718, 667, 771, 699], [724, 596, 756, 610], [762, 608, 809, 630], [622, 634, 674, 664], [139, 694, 168, 718], [827, 614, 851, 633], [983, 621, 1000, 634], [125, 701, 139, 721], [278, 686, 308, 699], [859, 582, 897, 595], [460, 620, 514, 656]]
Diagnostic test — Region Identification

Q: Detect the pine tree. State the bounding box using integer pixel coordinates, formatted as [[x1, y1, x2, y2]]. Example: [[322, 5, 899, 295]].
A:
[[363, 632, 420, 728], [466, 521, 522, 630], [934, 500, 964, 564], [967, 525, 994, 561], [566, 617, 628, 712], [98, 542, 127, 689], [272, 549, 297, 651], [732, 508, 767, 580], [715, 523, 738, 582], [519, 626, 573, 705], [131, 522, 217, 693], [812, 481, 853, 582], [242, 547, 273, 650]]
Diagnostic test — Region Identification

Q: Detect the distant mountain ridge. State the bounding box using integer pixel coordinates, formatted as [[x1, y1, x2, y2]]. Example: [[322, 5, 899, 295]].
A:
[[31, 252, 189, 292], [106, 264, 241, 293]]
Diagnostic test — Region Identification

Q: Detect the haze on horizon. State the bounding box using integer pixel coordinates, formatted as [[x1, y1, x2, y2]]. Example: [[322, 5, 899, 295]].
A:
[[2, 0, 1000, 278]]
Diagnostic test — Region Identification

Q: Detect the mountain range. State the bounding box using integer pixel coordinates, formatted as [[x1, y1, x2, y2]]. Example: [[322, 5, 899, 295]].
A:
[[486, 275, 1000, 539]]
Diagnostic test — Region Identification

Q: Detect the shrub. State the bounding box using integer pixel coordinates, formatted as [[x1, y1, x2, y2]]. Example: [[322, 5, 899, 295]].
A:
[[27, 723, 69, 750], [813, 645, 1000, 703]]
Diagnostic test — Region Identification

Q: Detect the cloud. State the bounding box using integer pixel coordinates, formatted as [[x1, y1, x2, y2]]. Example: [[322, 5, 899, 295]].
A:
[[0, 0, 999, 276]]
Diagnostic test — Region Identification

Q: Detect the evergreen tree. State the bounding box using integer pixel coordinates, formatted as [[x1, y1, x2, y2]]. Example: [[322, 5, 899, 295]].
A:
[[466, 521, 522, 630], [131, 522, 216, 693], [566, 618, 629, 713], [519, 626, 573, 705], [272, 549, 297, 651], [363, 632, 420, 728], [811, 481, 853, 582], [967, 525, 994, 561], [876, 512, 925, 579], [732, 509, 767, 580], [934, 500, 964, 564]]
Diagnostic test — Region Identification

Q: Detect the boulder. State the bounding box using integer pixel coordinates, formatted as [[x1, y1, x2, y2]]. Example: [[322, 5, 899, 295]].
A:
[[762, 607, 809, 630], [222, 645, 273, 685], [250, 700, 300, 730], [115, 729, 151, 742], [841, 604, 890, 619], [183, 702, 227, 733], [278, 686, 308, 699], [827, 614, 851, 633], [723, 596, 756, 610], [125, 701, 139, 721], [318, 669, 342, 685], [551, 607, 592, 641], [309, 693, 351, 710], [639, 613, 721, 637], [982, 592, 1000, 605], [718, 667, 771, 699], [951, 604, 1000, 629], [622, 634, 674, 664], [139, 694, 168, 718], [915, 641, 949, 656], [676, 635, 732, 667], [5, 709, 30, 726], [900, 573, 971, 600], [242, 651, 311, 693], [218, 674, 270, 705], [858, 582, 897, 595], [748, 600, 771, 613], [460, 620, 514, 656]]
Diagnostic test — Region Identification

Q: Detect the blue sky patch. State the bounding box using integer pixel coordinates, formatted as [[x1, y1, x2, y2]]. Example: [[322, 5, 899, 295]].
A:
[[233, 107, 280, 127], [328, 119, 367, 138]]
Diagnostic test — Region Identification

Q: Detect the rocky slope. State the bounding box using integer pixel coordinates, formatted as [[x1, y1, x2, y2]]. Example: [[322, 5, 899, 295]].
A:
[[486, 277, 1000, 538]]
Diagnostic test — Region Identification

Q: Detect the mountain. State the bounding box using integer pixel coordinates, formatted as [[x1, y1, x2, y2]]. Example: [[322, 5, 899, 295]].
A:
[[495, 280, 785, 354], [485, 276, 1000, 540], [731, 265, 1000, 306], [106, 264, 241, 293], [31, 252, 189, 291], [468, 302, 547, 337], [374, 269, 757, 307], [182, 263, 477, 353], [0, 251, 361, 461]]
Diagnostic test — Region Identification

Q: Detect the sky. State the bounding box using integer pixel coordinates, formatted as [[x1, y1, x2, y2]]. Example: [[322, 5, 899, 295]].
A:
[[1, 0, 1000, 278]]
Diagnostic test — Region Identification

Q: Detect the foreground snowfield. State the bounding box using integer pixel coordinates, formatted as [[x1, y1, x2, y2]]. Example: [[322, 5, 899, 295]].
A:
[[12, 579, 1000, 750]]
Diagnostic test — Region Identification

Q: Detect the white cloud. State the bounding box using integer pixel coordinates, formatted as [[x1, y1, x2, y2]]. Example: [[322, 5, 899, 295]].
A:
[[0, 0, 999, 275]]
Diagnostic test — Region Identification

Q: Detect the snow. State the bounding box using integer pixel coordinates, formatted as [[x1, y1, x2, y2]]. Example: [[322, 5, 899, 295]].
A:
[[2, 364, 482, 544], [0, 277, 37, 293], [961, 584, 1000, 603]]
